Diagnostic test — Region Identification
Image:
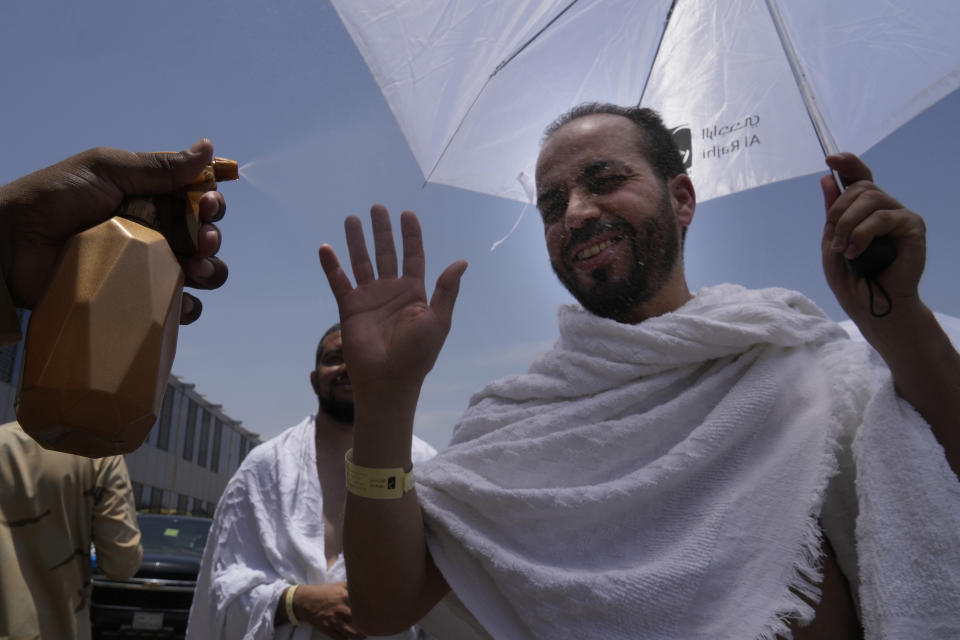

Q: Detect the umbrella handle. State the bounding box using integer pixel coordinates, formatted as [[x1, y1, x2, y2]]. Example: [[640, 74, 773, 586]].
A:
[[831, 171, 897, 318], [846, 235, 896, 318], [832, 170, 897, 279], [845, 236, 897, 280]]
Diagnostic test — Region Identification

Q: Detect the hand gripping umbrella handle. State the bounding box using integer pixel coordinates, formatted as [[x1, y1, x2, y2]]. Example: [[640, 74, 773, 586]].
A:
[[830, 171, 897, 279], [830, 170, 897, 318]]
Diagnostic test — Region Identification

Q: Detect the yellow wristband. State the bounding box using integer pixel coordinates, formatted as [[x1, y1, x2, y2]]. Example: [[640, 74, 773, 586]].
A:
[[345, 449, 415, 499], [285, 584, 300, 627]]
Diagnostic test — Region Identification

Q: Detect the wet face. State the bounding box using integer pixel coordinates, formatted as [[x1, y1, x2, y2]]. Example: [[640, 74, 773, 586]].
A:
[[312, 331, 353, 424], [536, 114, 690, 321]]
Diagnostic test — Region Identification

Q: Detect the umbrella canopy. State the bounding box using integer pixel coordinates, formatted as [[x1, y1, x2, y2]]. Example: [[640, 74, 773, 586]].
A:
[[331, 0, 960, 204]]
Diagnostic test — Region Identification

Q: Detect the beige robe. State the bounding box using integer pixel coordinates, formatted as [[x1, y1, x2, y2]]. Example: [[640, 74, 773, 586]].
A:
[[0, 422, 142, 639]]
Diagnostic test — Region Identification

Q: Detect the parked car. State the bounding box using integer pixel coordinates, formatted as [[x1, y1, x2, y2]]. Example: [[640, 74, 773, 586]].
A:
[[90, 513, 212, 638]]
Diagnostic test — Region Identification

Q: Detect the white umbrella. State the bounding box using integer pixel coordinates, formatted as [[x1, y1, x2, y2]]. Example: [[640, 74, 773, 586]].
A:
[[331, 0, 960, 205]]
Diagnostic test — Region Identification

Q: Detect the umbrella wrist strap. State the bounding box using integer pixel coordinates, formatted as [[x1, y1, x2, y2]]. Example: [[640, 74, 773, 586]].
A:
[[865, 276, 892, 318]]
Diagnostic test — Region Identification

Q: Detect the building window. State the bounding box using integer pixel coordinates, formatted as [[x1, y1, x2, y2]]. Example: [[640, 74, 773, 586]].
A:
[[210, 420, 223, 473], [149, 486, 163, 511], [223, 426, 236, 475], [146, 413, 160, 447], [0, 343, 18, 385], [156, 390, 174, 451], [183, 401, 197, 462], [197, 410, 211, 469], [147, 384, 172, 448], [177, 493, 189, 514], [132, 482, 144, 509], [231, 432, 242, 471]]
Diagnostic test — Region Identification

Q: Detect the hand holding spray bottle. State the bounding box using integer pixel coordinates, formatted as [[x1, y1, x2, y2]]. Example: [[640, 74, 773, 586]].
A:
[[18, 156, 238, 457]]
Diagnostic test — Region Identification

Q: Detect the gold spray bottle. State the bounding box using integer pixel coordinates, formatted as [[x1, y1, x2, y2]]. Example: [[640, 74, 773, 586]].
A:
[[17, 157, 238, 457]]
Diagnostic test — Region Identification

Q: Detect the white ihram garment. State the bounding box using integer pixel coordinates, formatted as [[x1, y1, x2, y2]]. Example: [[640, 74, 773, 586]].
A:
[[416, 284, 960, 640], [187, 416, 437, 640]]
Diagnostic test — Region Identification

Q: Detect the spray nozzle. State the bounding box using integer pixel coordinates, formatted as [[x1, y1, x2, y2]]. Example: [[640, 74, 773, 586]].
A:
[[212, 157, 239, 182]]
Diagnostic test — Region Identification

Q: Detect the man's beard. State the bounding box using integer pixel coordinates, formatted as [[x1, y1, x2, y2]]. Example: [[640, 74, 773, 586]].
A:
[[319, 391, 354, 424], [551, 191, 680, 322]]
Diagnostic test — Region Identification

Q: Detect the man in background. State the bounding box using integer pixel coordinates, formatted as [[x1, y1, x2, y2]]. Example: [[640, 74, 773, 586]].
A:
[[187, 323, 436, 640], [0, 420, 142, 639]]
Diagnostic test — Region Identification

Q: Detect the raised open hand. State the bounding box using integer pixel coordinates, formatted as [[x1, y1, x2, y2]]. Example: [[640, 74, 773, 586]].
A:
[[319, 205, 467, 397]]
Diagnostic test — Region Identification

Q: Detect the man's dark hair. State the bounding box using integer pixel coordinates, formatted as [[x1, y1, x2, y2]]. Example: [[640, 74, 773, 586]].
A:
[[543, 103, 687, 183], [315, 323, 341, 366]]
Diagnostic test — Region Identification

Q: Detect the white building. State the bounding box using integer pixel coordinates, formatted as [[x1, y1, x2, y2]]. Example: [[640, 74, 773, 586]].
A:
[[125, 373, 261, 515]]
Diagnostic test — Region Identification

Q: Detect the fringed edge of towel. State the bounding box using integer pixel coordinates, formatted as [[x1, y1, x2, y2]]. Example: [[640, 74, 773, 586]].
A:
[[753, 418, 845, 640], [755, 516, 826, 640]]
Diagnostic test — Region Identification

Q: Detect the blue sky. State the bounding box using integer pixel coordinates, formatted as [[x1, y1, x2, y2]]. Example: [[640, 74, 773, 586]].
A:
[[2, 1, 958, 448]]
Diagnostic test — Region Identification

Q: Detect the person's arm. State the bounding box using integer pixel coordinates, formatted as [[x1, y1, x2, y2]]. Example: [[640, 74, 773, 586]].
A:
[[821, 153, 960, 476], [0, 140, 228, 325], [274, 583, 365, 640], [90, 456, 142, 580], [319, 205, 466, 634]]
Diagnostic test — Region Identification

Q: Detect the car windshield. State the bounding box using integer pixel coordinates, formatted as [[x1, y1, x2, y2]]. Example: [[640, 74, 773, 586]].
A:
[[137, 516, 212, 557]]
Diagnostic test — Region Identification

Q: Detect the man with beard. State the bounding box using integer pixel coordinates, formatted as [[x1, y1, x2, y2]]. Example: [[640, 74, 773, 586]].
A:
[[186, 324, 436, 640], [319, 104, 960, 639]]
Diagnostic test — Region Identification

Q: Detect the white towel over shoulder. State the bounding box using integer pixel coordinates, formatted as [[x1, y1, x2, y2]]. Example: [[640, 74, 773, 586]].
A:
[[187, 416, 436, 640], [416, 284, 960, 640]]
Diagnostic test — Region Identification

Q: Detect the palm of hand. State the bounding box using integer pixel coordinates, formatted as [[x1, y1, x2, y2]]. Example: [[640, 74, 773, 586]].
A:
[[339, 275, 447, 387], [320, 205, 467, 393]]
